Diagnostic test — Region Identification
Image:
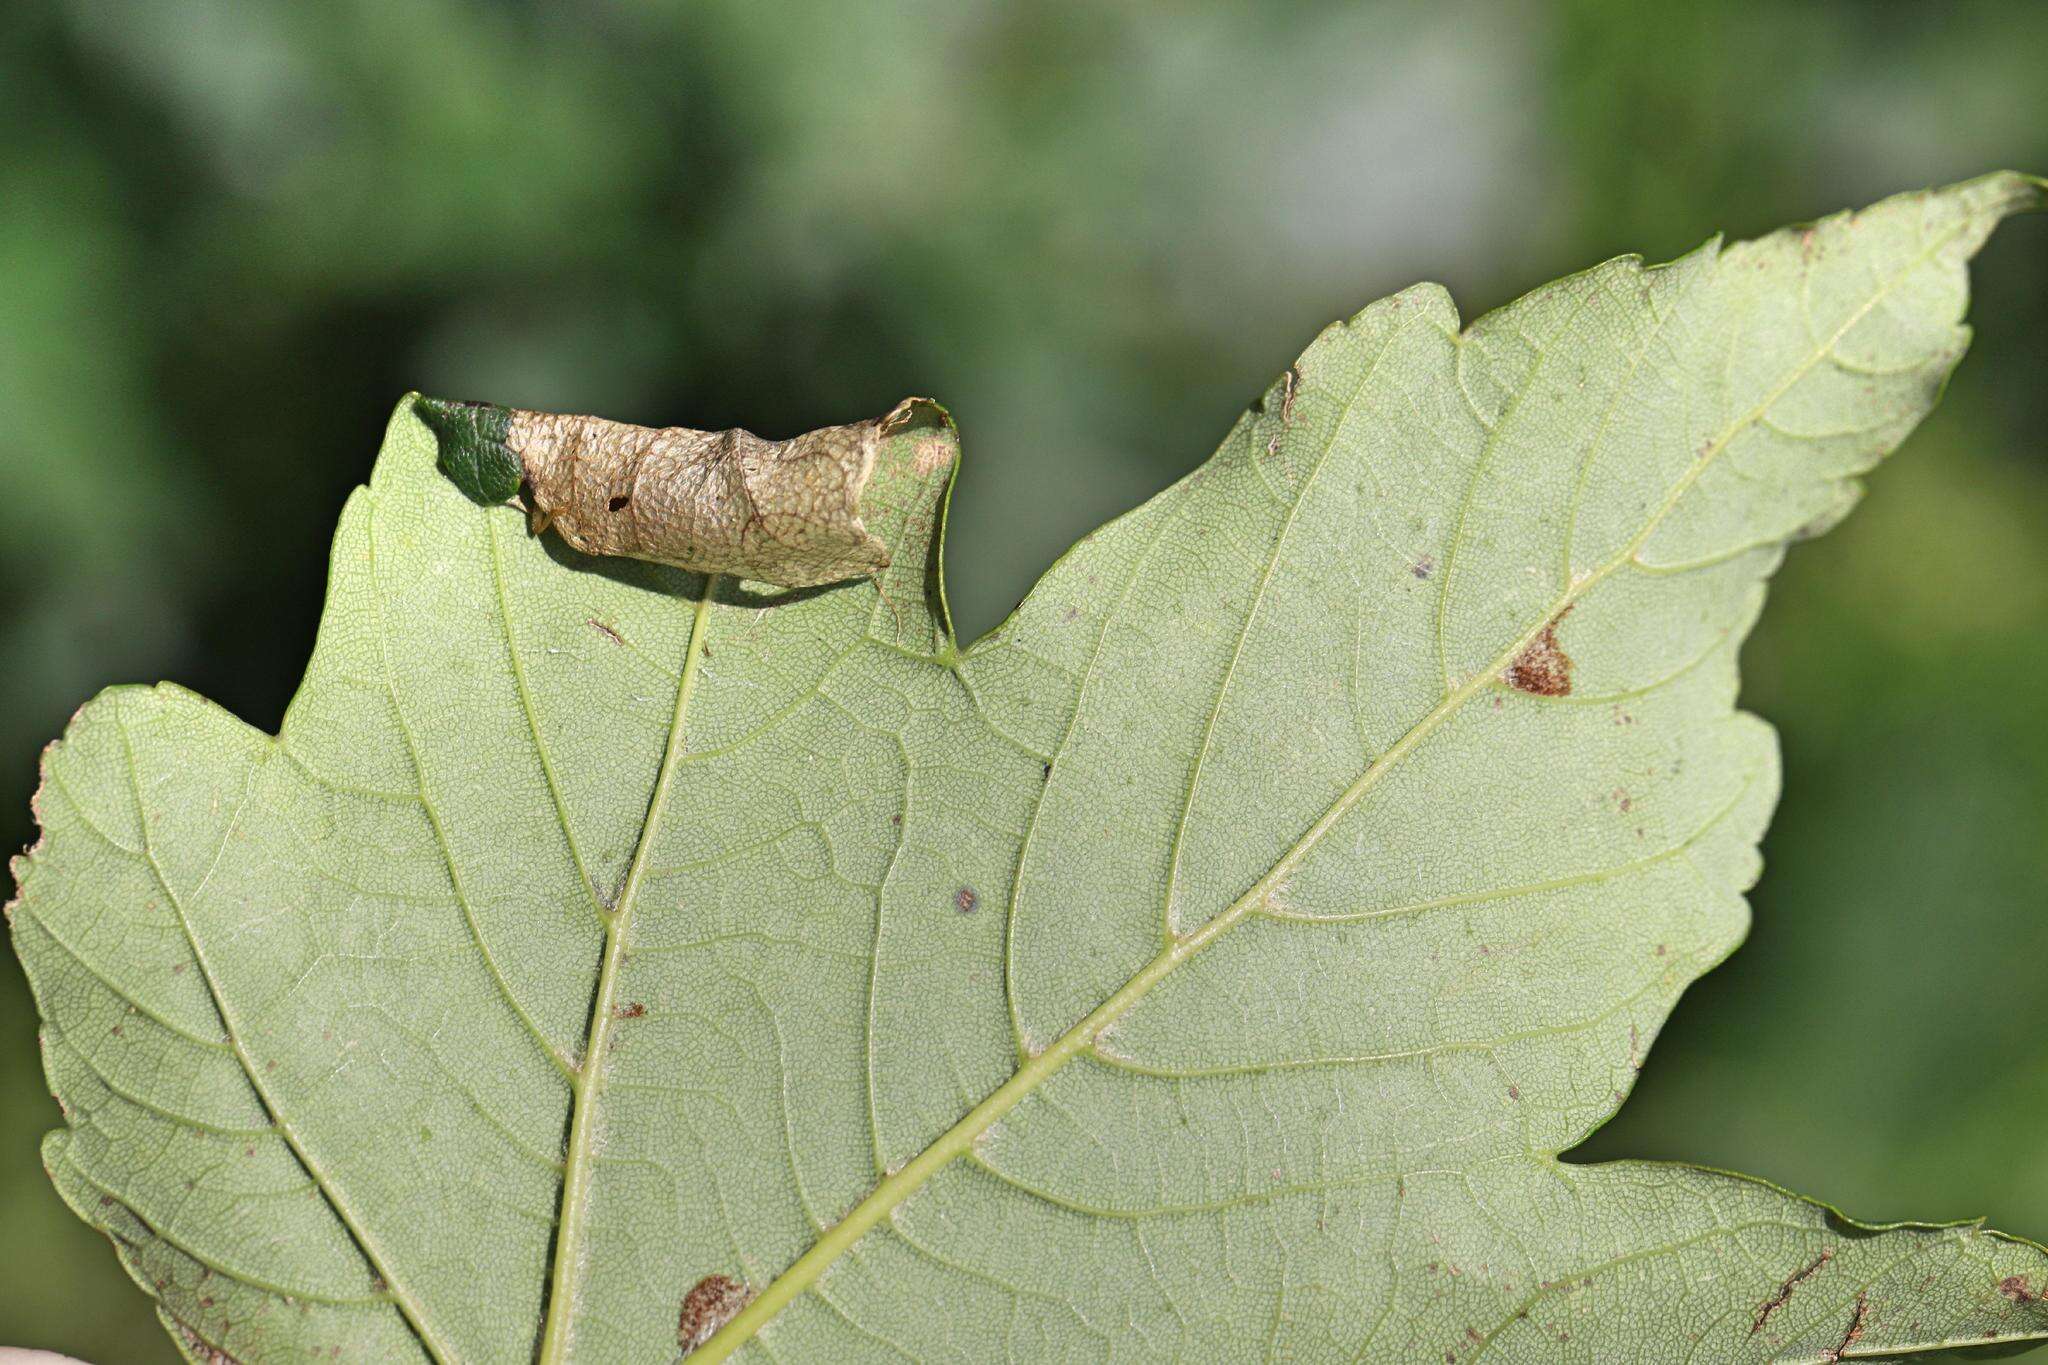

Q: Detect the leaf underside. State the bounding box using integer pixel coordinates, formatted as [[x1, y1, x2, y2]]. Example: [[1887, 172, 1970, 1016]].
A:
[[11, 173, 2048, 1364]]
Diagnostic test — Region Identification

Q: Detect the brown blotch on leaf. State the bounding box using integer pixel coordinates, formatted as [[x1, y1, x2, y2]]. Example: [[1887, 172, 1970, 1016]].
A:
[[679, 1273, 755, 1354], [1505, 606, 1574, 697], [955, 886, 979, 915], [614, 1002, 646, 1019], [1999, 1275, 2038, 1303]]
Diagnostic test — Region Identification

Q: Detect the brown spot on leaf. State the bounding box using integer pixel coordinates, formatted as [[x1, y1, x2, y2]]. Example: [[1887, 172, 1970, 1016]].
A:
[[1998, 1275, 2037, 1303], [1505, 607, 1574, 696], [955, 886, 979, 915], [588, 617, 625, 647], [173, 1319, 237, 1365], [1753, 1247, 1833, 1333], [679, 1273, 755, 1354], [614, 1002, 646, 1019], [1411, 554, 1435, 580]]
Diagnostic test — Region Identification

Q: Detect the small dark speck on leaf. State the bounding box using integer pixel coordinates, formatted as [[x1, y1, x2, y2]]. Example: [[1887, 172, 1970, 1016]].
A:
[[955, 886, 979, 914], [615, 1002, 646, 1019], [1411, 554, 1435, 580]]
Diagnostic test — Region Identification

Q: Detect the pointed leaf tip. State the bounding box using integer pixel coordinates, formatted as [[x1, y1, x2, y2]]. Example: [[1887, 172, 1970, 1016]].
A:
[[415, 394, 521, 504]]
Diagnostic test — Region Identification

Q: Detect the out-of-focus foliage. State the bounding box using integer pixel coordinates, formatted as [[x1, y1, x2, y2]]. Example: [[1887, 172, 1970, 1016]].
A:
[[0, 1, 2042, 1360]]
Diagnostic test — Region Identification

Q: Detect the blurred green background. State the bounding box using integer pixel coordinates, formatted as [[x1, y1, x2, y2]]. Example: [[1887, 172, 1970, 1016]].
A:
[[3, 1, 2045, 1359]]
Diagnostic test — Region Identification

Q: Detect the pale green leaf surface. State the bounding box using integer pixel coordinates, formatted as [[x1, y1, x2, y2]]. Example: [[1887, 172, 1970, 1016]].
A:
[[11, 173, 2048, 1363]]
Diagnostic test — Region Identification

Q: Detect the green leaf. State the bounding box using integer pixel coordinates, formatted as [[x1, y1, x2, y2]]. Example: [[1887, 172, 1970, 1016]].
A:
[[12, 173, 2048, 1364]]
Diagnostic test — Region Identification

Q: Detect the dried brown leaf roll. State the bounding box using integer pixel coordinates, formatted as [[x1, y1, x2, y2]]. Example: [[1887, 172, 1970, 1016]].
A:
[[419, 395, 936, 588]]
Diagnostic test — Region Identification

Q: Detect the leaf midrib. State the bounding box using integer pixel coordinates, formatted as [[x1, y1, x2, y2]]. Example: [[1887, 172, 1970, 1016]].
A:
[[692, 210, 1969, 1360], [537, 576, 720, 1364]]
